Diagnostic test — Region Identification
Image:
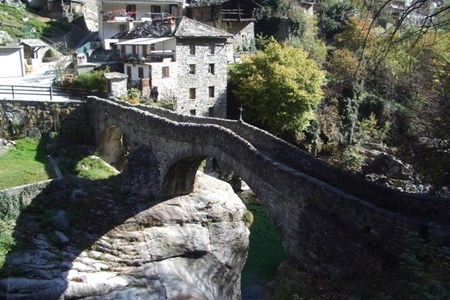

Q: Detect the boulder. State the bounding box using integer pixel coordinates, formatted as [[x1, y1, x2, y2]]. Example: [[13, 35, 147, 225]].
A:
[[363, 153, 414, 180], [27, 127, 42, 139], [0, 172, 249, 299], [0, 31, 14, 44], [51, 210, 70, 231]]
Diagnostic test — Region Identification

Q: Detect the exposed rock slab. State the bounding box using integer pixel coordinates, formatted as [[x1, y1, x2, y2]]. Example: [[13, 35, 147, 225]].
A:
[[0, 172, 249, 299]]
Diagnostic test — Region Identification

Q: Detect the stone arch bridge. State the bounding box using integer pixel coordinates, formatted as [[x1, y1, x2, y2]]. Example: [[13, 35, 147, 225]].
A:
[[87, 97, 450, 277]]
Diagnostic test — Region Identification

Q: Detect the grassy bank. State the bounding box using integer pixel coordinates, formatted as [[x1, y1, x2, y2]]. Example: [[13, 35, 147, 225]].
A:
[[0, 138, 54, 190], [0, 3, 72, 40]]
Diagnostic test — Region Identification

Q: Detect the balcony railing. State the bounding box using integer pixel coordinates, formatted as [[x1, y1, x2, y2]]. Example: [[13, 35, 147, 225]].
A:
[[123, 51, 176, 64], [221, 8, 256, 22], [144, 12, 172, 21], [103, 9, 136, 21]]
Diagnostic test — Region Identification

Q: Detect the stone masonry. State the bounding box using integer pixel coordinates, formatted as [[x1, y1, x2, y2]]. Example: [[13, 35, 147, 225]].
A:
[[87, 96, 450, 277], [1, 97, 449, 279], [0, 100, 92, 144], [175, 39, 228, 118]]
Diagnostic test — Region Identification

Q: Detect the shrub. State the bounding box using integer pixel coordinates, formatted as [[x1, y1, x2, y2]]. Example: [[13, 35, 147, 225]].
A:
[[339, 145, 364, 171], [399, 224, 450, 299], [0, 219, 16, 269], [127, 88, 141, 104], [42, 49, 59, 62], [358, 113, 391, 144], [69, 68, 109, 94]]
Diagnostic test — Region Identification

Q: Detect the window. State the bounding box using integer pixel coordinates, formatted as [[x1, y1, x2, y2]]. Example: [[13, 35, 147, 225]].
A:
[[209, 44, 215, 55], [189, 43, 195, 55], [126, 4, 136, 19], [150, 44, 156, 51], [162, 66, 169, 78], [189, 88, 196, 99], [170, 4, 178, 16], [132, 45, 137, 54], [138, 67, 144, 78], [120, 45, 126, 56], [189, 64, 196, 74], [208, 107, 214, 117], [208, 63, 215, 75], [151, 5, 161, 13], [142, 46, 148, 57], [126, 66, 132, 78], [208, 86, 215, 97], [119, 25, 126, 32]]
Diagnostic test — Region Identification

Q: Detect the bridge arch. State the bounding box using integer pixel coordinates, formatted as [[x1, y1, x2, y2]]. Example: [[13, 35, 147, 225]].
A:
[[159, 145, 290, 250], [86, 97, 450, 277]]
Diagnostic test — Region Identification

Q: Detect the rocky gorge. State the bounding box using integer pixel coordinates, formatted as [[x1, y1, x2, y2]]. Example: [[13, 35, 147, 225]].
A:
[[0, 172, 249, 299]]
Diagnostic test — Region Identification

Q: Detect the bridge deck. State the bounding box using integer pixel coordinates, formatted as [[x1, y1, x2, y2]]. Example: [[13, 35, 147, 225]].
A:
[[126, 101, 450, 227]]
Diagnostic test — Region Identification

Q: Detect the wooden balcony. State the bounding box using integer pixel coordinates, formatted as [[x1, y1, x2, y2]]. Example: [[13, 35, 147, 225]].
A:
[[221, 7, 256, 22]]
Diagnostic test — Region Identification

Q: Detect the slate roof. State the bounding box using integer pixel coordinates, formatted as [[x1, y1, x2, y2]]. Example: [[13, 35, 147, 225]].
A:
[[112, 17, 231, 40], [20, 39, 47, 48], [175, 17, 232, 38], [104, 72, 128, 80], [113, 18, 173, 39]]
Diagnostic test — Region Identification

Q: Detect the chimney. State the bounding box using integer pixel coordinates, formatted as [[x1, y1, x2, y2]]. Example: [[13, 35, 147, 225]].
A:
[[168, 16, 176, 33]]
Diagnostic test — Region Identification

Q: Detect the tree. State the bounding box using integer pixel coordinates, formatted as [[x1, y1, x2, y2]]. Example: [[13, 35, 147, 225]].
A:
[[316, 0, 356, 41], [229, 40, 325, 141], [286, 10, 328, 66]]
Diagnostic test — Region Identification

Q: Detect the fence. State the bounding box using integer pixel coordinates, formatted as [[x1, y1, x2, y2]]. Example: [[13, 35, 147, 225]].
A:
[[0, 84, 55, 100], [0, 84, 86, 101]]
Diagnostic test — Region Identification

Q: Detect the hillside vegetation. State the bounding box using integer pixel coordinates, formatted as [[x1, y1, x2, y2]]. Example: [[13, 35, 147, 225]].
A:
[[0, 3, 72, 41], [232, 0, 450, 194]]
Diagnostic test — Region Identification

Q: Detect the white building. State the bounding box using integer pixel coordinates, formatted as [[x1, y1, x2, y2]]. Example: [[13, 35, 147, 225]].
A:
[[99, 0, 185, 49], [0, 46, 26, 78]]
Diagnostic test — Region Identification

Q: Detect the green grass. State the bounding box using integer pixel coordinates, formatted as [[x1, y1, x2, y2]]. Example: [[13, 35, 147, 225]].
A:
[[0, 3, 73, 40], [74, 156, 119, 180], [0, 138, 54, 190], [241, 203, 287, 287]]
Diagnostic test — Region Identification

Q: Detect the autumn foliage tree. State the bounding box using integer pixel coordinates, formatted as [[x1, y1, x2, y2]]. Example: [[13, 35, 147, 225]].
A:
[[229, 40, 325, 142]]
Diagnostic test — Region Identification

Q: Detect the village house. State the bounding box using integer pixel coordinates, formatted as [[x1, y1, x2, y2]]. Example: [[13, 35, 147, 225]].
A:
[[99, 0, 184, 50], [186, 0, 258, 60], [96, 0, 259, 118], [112, 16, 231, 118]]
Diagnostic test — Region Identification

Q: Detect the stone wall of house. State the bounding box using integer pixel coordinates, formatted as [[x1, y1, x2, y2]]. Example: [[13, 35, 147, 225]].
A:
[[149, 60, 178, 101], [109, 78, 128, 97], [0, 100, 92, 144], [175, 39, 228, 118], [229, 22, 255, 53]]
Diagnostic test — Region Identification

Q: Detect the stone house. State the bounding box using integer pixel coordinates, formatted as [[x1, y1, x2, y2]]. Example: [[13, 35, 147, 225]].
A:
[[99, 0, 258, 62], [99, 0, 184, 50], [113, 17, 231, 118], [186, 0, 258, 60]]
